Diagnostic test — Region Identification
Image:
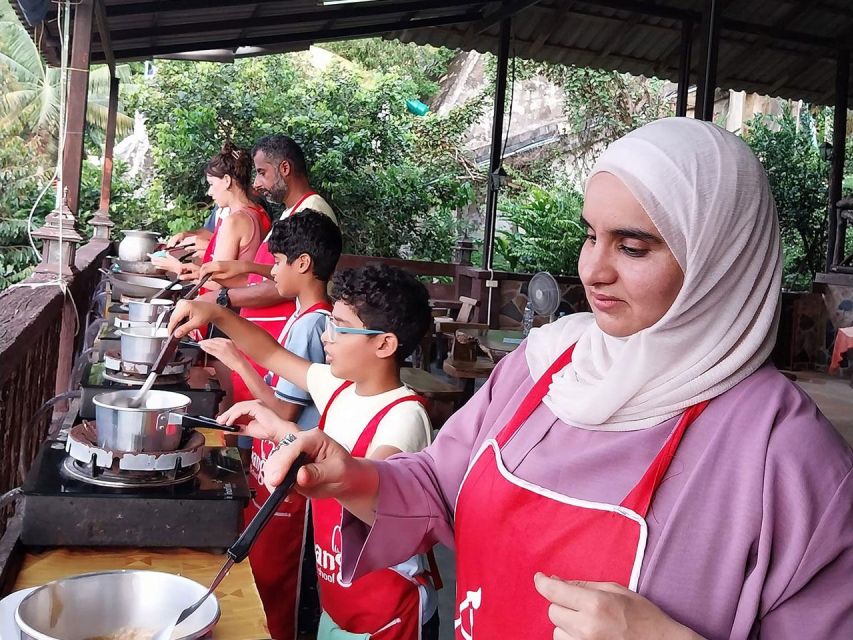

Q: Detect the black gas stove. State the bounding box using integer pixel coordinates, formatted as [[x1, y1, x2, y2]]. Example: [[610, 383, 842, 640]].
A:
[[79, 361, 223, 420], [21, 439, 251, 550]]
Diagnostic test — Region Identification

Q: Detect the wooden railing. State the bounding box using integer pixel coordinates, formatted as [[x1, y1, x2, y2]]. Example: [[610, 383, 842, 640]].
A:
[[0, 240, 111, 537]]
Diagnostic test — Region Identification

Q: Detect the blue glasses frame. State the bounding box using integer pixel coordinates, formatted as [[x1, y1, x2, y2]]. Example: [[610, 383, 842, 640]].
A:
[[324, 315, 385, 342]]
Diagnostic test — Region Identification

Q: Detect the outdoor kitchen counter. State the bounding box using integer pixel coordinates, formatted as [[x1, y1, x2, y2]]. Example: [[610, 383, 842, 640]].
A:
[[13, 546, 270, 639]]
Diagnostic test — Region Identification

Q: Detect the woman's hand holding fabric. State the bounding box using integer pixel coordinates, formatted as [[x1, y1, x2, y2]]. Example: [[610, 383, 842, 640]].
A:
[[534, 574, 704, 640]]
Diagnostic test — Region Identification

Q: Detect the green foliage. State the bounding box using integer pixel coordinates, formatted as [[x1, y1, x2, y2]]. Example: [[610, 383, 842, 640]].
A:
[[324, 39, 456, 100], [743, 107, 828, 290], [128, 51, 482, 258], [496, 176, 586, 275], [0, 0, 133, 148]]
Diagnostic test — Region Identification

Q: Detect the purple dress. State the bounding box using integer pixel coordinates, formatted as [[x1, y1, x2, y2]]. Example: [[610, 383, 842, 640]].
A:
[[340, 345, 853, 639]]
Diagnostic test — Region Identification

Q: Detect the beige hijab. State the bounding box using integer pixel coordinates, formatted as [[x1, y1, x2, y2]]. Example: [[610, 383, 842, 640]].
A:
[[525, 117, 782, 431]]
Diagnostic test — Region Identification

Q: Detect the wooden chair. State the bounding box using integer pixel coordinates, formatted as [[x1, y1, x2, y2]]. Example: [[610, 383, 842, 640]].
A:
[[424, 296, 481, 370]]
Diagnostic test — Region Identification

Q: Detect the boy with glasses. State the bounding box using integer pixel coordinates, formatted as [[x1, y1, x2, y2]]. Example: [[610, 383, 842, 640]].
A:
[[170, 263, 440, 640]]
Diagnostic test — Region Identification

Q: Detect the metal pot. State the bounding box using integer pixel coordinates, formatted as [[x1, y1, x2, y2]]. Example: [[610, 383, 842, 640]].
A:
[[15, 570, 219, 640], [109, 271, 184, 301], [118, 229, 160, 262], [110, 256, 166, 276], [127, 298, 174, 323], [120, 326, 170, 365], [93, 389, 191, 452]]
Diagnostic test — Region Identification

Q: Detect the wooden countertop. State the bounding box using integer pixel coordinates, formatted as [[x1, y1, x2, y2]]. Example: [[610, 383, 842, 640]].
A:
[[13, 547, 270, 639]]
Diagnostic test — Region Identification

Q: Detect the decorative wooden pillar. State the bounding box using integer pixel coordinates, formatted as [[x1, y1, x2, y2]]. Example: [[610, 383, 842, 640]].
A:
[[61, 0, 95, 216], [90, 75, 119, 241]]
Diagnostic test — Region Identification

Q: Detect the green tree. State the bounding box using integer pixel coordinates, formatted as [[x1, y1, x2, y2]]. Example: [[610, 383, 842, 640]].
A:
[[0, 0, 133, 147], [128, 51, 482, 259], [743, 107, 828, 290], [495, 175, 586, 275]]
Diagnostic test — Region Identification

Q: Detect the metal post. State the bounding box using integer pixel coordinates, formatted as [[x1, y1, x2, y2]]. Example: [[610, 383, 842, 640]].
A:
[[676, 20, 693, 117], [694, 0, 720, 121], [482, 17, 511, 270], [90, 75, 119, 240], [61, 0, 95, 216], [827, 50, 850, 271]]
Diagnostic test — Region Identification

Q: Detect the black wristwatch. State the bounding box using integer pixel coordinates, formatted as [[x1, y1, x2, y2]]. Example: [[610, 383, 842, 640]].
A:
[[216, 288, 231, 309]]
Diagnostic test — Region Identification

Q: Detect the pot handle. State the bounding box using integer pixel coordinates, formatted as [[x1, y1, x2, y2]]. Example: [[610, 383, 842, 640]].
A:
[[180, 414, 240, 432]]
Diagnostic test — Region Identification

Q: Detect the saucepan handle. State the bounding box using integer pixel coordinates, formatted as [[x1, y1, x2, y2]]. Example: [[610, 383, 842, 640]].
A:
[[180, 414, 240, 432]]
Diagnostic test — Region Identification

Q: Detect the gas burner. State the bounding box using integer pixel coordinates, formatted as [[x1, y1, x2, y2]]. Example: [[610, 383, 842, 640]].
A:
[[102, 369, 187, 386], [61, 457, 199, 487], [104, 349, 193, 376], [113, 316, 155, 329], [65, 422, 206, 473]]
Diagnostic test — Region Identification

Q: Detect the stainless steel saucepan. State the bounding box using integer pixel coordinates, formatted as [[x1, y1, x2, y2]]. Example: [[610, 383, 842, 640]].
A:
[[93, 389, 237, 452]]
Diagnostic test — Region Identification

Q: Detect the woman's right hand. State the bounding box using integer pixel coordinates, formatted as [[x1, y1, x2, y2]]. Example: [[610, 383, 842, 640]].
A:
[[166, 231, 193, 248], [200, 260, 250, 282], [263, 429, 374, 501]]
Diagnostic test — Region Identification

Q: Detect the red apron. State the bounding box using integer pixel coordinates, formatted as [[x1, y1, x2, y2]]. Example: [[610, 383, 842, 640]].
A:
[[232, 192, 317, 403], [452, 344, 708, 639], [314, 381, 430, 639], [266, 301, 333, 388], [244, 301, 332, 640]]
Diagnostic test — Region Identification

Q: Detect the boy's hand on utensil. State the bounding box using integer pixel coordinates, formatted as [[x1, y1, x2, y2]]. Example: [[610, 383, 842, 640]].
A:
[[169, 300, 221, 338], [218, 400, 295, 441]]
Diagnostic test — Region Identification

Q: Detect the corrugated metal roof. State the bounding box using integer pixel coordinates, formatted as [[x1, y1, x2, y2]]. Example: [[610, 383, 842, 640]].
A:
[[15, 0, 853, 106]]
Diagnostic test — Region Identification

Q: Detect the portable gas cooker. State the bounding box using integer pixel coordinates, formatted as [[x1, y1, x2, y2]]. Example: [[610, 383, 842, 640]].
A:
[[81, 316, 222, 419], [20, 420, 250, 549]]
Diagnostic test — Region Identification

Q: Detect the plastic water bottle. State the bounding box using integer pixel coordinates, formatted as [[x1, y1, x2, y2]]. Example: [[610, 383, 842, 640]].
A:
[[522, 301, 535, 337]]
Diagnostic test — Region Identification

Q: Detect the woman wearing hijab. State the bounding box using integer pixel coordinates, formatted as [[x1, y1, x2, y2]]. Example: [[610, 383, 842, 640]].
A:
[[257, 118, 853, 639]]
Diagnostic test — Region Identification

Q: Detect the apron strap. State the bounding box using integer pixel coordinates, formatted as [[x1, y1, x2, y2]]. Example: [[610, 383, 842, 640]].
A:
[[267, 303, 333, 388], [620, 400, 710, 517], [351, 394, 427, 458], [495, 344, 575, 448], [317, 380, 354, 430]]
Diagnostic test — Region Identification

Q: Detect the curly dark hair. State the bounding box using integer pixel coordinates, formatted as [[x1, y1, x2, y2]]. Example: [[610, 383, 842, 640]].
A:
[[268, 209, 342, 281], [252, 134, 308, 177], [205, 141, 252, 195], [331, 264, 431, 363]]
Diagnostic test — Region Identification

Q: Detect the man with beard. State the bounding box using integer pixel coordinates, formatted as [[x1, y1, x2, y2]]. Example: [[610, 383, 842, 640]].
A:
[[197, 136, 336, 640], [201, 135, 336, 404]]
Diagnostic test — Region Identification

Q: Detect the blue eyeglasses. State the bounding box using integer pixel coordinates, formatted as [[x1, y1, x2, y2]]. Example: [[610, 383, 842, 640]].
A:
[[324, 315, 385, 343]]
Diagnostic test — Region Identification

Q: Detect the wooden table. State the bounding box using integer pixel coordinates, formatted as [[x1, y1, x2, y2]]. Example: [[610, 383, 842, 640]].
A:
[[13, 547, 270, 639], [474, 329, 524, 362], [443, 356, 496, 400], [401, 367, 466, 428]]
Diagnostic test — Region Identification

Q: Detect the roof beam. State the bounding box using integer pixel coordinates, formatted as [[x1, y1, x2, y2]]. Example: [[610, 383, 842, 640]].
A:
[[99, 0, 484, 42], [106, 0, 297, 18], [94, 9, 484, 62], [475, 0, 544, 34], [578, 0, 846, 51], [94, 0, 115, 73]]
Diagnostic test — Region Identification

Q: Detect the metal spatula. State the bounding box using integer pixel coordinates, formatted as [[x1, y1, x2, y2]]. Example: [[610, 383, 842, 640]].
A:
[[151, 454, 307, 640]]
